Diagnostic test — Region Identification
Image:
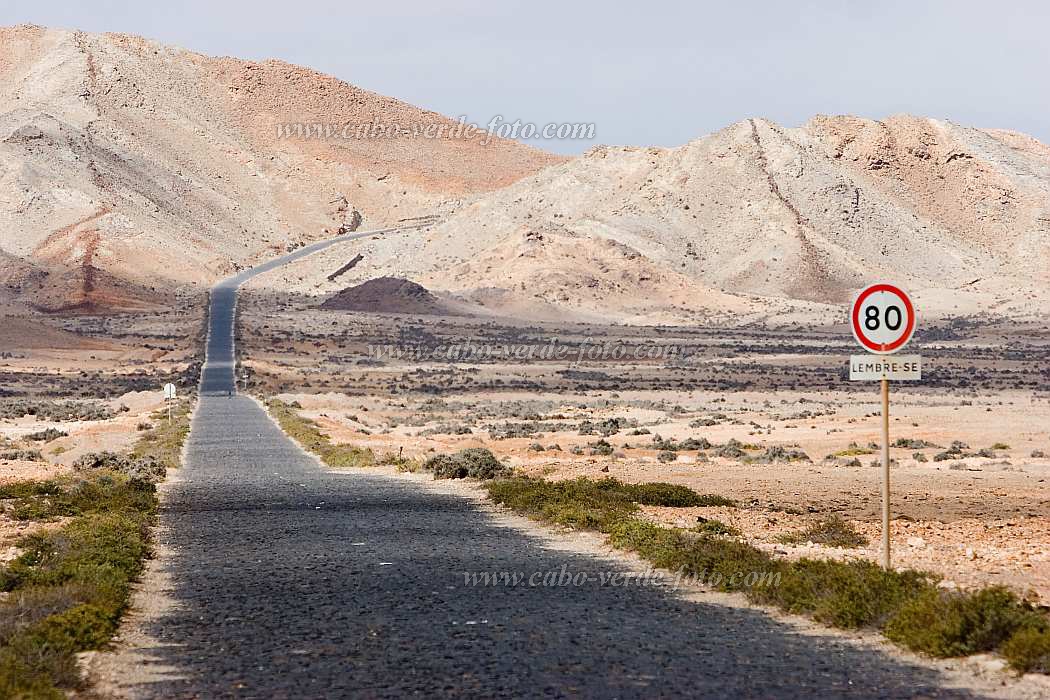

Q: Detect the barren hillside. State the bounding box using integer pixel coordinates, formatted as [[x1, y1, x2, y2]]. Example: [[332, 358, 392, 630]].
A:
[[0, 24, 561, 312], [256, 115, 1050, 324], [4, 25, 1049, 326]]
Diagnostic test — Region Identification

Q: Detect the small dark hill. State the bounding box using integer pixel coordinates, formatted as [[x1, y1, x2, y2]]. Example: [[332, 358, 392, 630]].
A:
[[320, 277, 455, 315]]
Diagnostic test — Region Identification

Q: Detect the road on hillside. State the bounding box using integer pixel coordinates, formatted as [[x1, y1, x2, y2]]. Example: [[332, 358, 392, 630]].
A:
[[126, 229, 980, 698]]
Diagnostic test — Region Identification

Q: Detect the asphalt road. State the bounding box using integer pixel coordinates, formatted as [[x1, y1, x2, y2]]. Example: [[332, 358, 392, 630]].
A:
[[131, 232, 983, 698]]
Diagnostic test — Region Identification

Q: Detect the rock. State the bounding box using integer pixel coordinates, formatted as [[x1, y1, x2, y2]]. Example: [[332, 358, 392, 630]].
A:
[[906, 536, 926, 548]]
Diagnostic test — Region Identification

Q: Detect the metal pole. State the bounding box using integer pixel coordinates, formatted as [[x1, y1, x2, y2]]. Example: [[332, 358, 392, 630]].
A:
[[167, 397, 172, 424], [881, 377, 891, 569]]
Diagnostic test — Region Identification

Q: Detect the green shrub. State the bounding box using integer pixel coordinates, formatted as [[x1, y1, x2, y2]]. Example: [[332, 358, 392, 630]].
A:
[[693, 518, 741, 537], [777, 515, 868, 548], [268, 400, 374, 468], [0, 397, 191, 697], [752, 558, 933, 629], [0, 473, 156, 523], [834, 443, 875, 457], [609, 519, 781, 591], [423, 448, 510, 480], [482, 474, 1050, 669], [0, 494, 154, 695], [885, 587, 1045, 657], [130, 401, 191, 472], [621, 482, 729, 508], [485, 477, 639, 532], [1002, 627, 1050, 674]]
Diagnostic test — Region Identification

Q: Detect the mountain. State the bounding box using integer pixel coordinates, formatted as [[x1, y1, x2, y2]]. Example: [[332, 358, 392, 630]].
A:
[[0, 24, 562, 312], [4, 25, 1050, 325], [260, 114, 1050, 324]]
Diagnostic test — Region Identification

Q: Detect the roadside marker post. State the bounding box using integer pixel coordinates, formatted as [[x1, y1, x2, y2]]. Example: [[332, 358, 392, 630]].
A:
[[163, 383, 177, 423], [848, 283, 920, 570]]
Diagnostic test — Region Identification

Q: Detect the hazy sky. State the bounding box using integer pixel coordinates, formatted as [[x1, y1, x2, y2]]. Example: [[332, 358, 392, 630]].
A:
[[3, 1, 1048, 154]]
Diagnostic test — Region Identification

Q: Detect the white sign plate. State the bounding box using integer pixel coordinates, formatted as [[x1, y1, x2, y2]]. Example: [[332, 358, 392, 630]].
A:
[[851, 283, 916, 355], [163, 383, 177, 400], [849, 355, 922, 381]]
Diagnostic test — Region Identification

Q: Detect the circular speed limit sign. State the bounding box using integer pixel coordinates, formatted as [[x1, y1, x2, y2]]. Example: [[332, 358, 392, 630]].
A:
[[851, 283, 916, 354]]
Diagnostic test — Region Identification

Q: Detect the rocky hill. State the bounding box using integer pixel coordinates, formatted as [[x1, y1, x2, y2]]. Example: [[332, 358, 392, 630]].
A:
[[0, 25, 561, 312], [4, 25, 1050, 326], [262, 115, 1050, 324]]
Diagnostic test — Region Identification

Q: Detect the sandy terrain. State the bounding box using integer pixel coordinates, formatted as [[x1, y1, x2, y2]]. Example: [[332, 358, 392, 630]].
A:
[[0, 302, 205, 398], [237, 292, 1050, 603]]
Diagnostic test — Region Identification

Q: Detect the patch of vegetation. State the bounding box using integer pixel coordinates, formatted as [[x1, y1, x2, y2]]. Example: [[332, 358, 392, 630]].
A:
[[885, 587, 1046, 658], [376, 450, 422, 473], [933, 440, 975, 462], [418, 422, 473, 436], [650, 435, 712, 452], [487, 420, 573, 440], [578, 417, 632, 437], [480, 476, 1049, 672], [268, 399, 374, 468], [752, 559, 933, 629], [746, 445, 810, 464], [709, 438, 751, 459], [0, 397, 192, 697], [689, 413, 727, 428], [1002, 627, 1050, 674], [588, 439, 614, 456], [0, 472, 156, 522], [0, 399, 114, 422], [833, 442, 875, 457], [694, 518, 741, 537], [422, 448, 511, 480], [892, 438, 940, 449], [777, 515, 868, 548], [129, 402, 192, 473], [25, 428, 68, 443], [73, 452, 165, 486], [0, 449, 44, 462]]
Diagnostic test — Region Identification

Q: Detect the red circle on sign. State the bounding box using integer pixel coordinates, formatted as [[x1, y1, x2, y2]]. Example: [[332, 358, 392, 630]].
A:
[[851, 283, 915, 353]]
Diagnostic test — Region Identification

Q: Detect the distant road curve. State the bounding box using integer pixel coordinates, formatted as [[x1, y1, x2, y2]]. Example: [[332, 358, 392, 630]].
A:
[[200, 224, 416, 395]]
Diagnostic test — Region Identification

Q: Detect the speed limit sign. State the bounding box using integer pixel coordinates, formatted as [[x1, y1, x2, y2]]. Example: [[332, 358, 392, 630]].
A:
[[847, 282, 921, 571], [851, 283, 915, 354]]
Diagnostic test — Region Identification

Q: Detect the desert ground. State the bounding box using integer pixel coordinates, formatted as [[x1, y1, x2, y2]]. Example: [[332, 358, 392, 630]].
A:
[[237, 289, 1050, 603], [4, 21, 1050, 697]]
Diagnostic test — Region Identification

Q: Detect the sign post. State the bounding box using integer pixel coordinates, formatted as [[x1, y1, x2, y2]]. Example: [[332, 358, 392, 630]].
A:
[[163, 383, 177, 423], [849, 283, 919, 570]]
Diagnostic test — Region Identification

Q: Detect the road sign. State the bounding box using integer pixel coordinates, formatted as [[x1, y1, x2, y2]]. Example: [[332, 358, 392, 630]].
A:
[[848, 283, 920, 572], [849, 354, 921, 381], [851, 283, 916, 354], [163, 383, 177, 400]]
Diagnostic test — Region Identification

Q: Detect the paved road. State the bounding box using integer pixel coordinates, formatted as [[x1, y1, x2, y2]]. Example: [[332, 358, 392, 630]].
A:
[[132, 233, 982, 698]]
